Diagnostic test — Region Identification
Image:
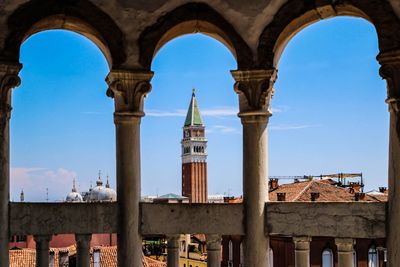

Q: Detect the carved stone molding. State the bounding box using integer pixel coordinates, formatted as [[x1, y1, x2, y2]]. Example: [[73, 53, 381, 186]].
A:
[[335, 238, 355, 253], [292, 236, 311, 251], [378, 49, 400, 112], [206, 234, 222, 251], [231, 69, 277, 117], [106, 70, 154, 117], [0, 63, 22, 121]]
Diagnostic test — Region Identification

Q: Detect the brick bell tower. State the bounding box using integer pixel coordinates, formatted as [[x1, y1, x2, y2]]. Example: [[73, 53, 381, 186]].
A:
[[182, 89, 208, 203]]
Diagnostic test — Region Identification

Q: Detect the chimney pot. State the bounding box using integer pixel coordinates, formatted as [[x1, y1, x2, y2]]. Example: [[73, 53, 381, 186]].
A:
[[269, 179, 279, 191], [379, 187, 387, 193], [355, 192, 366, 201], [311, 192, 320, 201], [277, 192, 286, 201]]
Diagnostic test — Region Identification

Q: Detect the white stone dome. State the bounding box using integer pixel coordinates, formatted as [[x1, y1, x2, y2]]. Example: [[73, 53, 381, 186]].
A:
[[66, 191, 83, 202], [88, 176, 116, 202], [66, 179, 83, 202]]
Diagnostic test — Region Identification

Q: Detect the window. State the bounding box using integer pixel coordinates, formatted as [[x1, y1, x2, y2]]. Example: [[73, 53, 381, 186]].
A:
[[368, 246, 378, 267], [49, 252, 55, 267], [15, 235, 27, 242], [93, 249, 101, 267], [239, 242, 244, 267], [228, 240, 233, 266], [353, 250, 357, 267], [59, 252, 69, 267], [322, 248, 333, 267]]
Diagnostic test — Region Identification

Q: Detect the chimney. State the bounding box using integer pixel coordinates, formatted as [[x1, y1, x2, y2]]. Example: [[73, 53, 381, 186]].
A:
[[277, 192, 286, 201], [310, 192, 320, 201], [349, 182, 362, 193], [269, 179, 279, 190], [355, 192, 366, 201], [379, 187, 388, 194]]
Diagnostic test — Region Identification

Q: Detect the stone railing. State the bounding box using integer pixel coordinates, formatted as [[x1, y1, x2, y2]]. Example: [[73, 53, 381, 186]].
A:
[[9, 202, 386, 267]]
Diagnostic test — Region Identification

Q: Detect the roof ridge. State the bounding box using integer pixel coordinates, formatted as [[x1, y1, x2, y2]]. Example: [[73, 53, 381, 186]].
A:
[[293, 180, 314, 201]]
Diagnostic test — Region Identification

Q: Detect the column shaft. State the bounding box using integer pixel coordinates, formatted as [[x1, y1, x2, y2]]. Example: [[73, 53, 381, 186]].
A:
[[76, 234, 92, 267], [0, 63, 21, 266], [34, 235, 52, 267], [206, 234, 222, 267], [242, 116, 269, 267], [378, 50, 400, 267], [293, 237, 311, 267], [106, 70, 153, 267], [335, 238, 355, 267], [231, 69, 276, 267], [115, 114, 142, 267], [167, 235, 180, 267]]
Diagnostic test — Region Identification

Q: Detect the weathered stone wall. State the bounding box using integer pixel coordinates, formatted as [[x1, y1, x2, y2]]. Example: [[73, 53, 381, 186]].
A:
[[0, 0, 399, 69], [9, 202, 386, 239]]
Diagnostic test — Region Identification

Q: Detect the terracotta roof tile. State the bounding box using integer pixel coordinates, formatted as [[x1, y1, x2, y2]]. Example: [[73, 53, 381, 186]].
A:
[[10, 246, 166, 267], [269, 179, 387, 202]]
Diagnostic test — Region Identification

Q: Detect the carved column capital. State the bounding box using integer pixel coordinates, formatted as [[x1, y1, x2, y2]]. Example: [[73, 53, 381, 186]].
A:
[[335, 238, 355, 252], [206, 234, 222, 251], [0, 63, 22, 121], [378, 50, 400, 113], [293, 236, 311, 251], [106, 70, 154, 117], [231, 69, 277, 118]]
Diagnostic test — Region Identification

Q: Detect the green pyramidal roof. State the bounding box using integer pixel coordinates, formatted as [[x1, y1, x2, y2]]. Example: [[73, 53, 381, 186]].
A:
[[184, 89, 203, 127]]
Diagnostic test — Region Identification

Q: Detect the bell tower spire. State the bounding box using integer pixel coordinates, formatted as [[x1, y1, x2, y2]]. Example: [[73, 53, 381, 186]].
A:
[[181, 89, 208, 203]]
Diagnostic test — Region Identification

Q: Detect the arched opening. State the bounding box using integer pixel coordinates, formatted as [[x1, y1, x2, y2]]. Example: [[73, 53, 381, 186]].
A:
[[142, 33, 240, 199], [138, 3, 253, 69], [270, 16, 387, 192], [20, 16, 114, 68], [11, 29, 115, 204], [272, 6, 371, 67], [368, 245, 379, 267], [322, 248, 334, 267], [151, 21, 238, 65]]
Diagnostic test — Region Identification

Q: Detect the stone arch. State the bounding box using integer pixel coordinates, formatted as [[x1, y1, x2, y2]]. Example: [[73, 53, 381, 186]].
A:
[[139, 2, 253, 70], [257, 0, 400, 68], [1, 0, 126, 68]]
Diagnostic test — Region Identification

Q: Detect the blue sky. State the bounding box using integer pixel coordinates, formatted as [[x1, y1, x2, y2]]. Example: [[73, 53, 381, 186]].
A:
[[10, 17, 388, 201]]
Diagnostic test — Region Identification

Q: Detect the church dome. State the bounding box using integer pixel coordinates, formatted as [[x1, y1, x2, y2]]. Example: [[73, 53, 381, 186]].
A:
[[66, 179, 83, 202], [88, 175, 117, 202]]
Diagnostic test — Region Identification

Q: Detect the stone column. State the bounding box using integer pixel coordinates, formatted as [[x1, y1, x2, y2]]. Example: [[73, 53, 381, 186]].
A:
[[206, 234, 222, 267], [34, 235, 52, 267], [0, 62, 21, 266], [167, 235, 180, 267], [76, 234, 92, 267], [106, 70, 153, 267], [335, 238, 355, 267], [378, 49, 400, 267], [293, 236, 311, 267], [231, 69, 277, 267]]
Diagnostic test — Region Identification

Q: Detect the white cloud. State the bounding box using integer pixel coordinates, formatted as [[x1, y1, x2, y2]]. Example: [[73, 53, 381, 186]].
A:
[[207, 125, 240, 134], [147, 107, 238, 118], [146, 106, 285, 118], [269, 124, 321, 131], [10, 167, 77, 202], [146, 109, 186, 117], [81, 111, 104, 115]]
